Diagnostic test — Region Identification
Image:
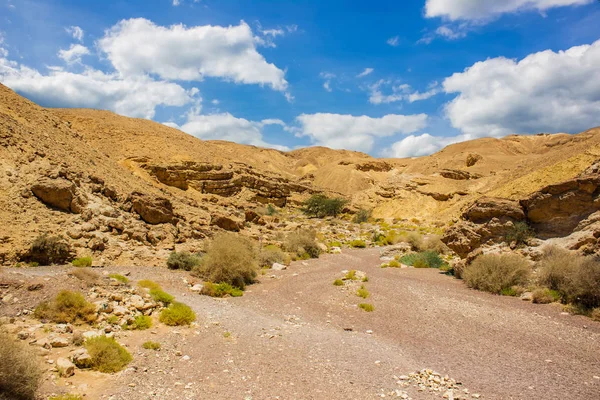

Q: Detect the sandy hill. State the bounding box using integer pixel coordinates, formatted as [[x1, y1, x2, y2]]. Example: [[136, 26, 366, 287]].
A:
[[1, 83, 599, 264]]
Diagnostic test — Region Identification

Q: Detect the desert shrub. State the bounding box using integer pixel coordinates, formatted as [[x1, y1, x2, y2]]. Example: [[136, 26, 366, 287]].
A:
[[138, 280, 161, 291], [284, 229, 321, 259], [362, 275, 369, 282], [160, 302, 196, 326], [344, 270, 357, 280], [400, 251, 446, 269], [537, 246, 600, 309], [200, 282, 244, 298], [349, 239, 366, 248], [149, 289, 174, 305], [353, 209, 371, 224], [106, 315, 119, 325], [403, 232, 424, 251], [27, 234, 73, 265], [34, 290, 96, 324], [302, 194, 348, 218], [72, 331, 84, 346], [372, 232, 386, 246], [142, 341, 161, 350], [532, 288, 561, 304], [0, 330, 42, 400], [191, 233, 258, 289], [72, 256, 93, 267], [591, 308, 600, 322], [122, 315, 152, 330], [328, 241, 342, 248], [258, 246, 286, 268], [500, 287, 522, 297], [463, 254, 530, 294], [388, 260, 401, 268], [266, 204, 277, 216], [167, 251, 202, 271], [423, 235, 449, 254], [357, 286, 370, 299], [69, 268, 100, 286], [358, 303, 375, 312], [85, 335, 132, 373], [109, 274, 128, 284], [49, 395, 82, 400], [505, 222, 534, 247], [333, 279, 344, 286]]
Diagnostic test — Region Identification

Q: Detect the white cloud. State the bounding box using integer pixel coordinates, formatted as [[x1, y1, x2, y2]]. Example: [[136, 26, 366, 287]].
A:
[[58, 44, 90, 64], [0, 48, 193, 119], [166, 112, 289, 150], [356, 68, 374, 78], [172, 0, 181, 5], [98, 18, 289, 93], [387, 36, 400, 47], [384, 133, 473, 158], [296, 113, 428, 152], [66, 26, 84, 42], [443, 39, 600, 136], [425, 0, 593, 21], [320, 71, 335, 92], [369, 80, 439, 104], [323, 81, 332, 92]]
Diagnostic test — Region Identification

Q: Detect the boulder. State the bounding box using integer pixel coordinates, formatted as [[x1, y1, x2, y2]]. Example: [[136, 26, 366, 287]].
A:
[[49, 335, 69, 348], [31, 178, 86, 213], [57, 357, 75, 377], [379, 243, 411, 258], [130, 192, 175, 225], [466, 153, 482, 167], [210, 215, 243, 232], [463, 197, 525, 224], [272, 262, 287, 271], [72, 349, 92, 369], [440, 169, 478, 181]]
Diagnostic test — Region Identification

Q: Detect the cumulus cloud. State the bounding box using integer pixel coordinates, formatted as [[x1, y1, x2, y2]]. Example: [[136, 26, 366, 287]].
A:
[[442, 39, 600, 136], [387, 36, 400, 46], [65, 26, 84, 42], [98, 18, 289, 93], [0, 48, 193, 119], [384, 133, 473, 158], [58, 44, 90, 64], [356, 68, 374, 78], [320, 72, 335, 92], [369, 80, 440, 104], [425, 0, 593, 21], [165, 112, 289, 150], [295, 113, 428, 152]]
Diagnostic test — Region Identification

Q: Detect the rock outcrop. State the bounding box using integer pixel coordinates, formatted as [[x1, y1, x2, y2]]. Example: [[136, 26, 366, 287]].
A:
[[129, 193, 175, 225], [440, 169, 481, 181], [31, 178, 87, 213]]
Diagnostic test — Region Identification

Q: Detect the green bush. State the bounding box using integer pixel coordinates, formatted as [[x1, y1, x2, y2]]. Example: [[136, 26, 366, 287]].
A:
[[149, 289, 174, 305], [302, 194, 348, 218], [400, 251, 447, 269], [357, 286, 370, 299], [27, 234, 73, 265], [138, 280, 161, 291], [344, 270, 357, 280], [72, 256, 93, 267], [167, 251, 202, 271], [463, 254, 530, 294], [538, 246, 600, 309], [85, 335, 132, 373], [160, 302, 196, 326], [258, 245, 286, 268], [122, 315, 152, 330], [284, 229, 321, 259], [349, 240, 367, 248], [34, 290, 97, 324], [532, 288, 561, 304], [142, 341, 161, 350], [423, 235, 449, 254], [191, 233, 258, 289], [109, 274, 128, 284], [353, 209, 371, 224], [0, 330, 42, 400], [505, 222, 534, 247], [358, 303, 375, 312], [200, 282, 244, 298], [388, 260, 401, 268], [333, 279, 344, 286]]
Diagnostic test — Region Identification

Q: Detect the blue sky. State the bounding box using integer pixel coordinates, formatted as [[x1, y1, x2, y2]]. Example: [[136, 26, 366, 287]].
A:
[[1, 0, 599, 157]]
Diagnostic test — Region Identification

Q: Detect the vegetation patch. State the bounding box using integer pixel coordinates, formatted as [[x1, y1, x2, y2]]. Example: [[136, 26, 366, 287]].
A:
[[258, 245, 287, 268], [353, 209, 371, 224], [69, 268, 100, 286], [344, 270, 358, 281], [505, 222, 534, 247], [138, 279, 161, 291], [358, 303, 375, 312], [400, 251, 447, 269], [122, 315, 152, 330], [108, 274, 129, 284], [0, 330, 42, 400], [27, 234, 73, 265], [142, 341, 161, 350], [349, 239, 366, 248], [34, 290, 97, 324], [532, 288, 561, 304], [167, 251, 202, 271], [357, 285, 370, 299], [149, 289, 174, 305], [200, 282, 244, 298], [85, 335, 132, 373], [333, 279, 344, 286], [159, 302, 196, 326], [49, 395, 82, 400], [71, 256, 93, 267], [302, 194, 347, 218], [192, 233, 258, 289], [463, 254, 530, 295], [284, 229, 321, 259]]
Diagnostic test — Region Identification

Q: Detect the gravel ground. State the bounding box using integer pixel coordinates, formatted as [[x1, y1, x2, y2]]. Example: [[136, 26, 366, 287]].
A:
[[3, 248, 600, 399]]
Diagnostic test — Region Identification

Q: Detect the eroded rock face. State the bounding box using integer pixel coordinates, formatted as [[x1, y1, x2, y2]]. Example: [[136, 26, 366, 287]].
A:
[[210, 214, 243, 232], [440, 169, 481, 181], [130, 192, 175, 225], [463, 197, 525, 224], [31, 178, 87, 213], [466, 153, 482, 167]]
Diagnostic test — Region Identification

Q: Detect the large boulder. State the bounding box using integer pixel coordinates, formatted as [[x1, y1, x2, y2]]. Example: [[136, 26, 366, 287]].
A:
[[210, 214, 243, 232], [130, 192, 175, 225], [31, 178, 87, 213], [463, 197, 525, 224]]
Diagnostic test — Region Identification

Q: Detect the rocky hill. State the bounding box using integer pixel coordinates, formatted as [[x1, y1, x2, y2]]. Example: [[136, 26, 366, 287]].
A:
[[1, 83, 600, 265]]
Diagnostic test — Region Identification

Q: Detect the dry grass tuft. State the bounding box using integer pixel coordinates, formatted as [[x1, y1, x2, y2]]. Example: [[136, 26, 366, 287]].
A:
[[34, 290, 97, 324], [284, 229, 321, 259], [0, 330, 42, 399], [85, 335, 132, 373], [69, 268, 100, 286], [463, 254, 530, 294], [159, 302, 196, 326]]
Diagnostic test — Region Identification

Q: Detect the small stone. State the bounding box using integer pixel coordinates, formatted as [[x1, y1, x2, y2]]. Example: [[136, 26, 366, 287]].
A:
[[182, 355, 190, 361], [49, 336, 69, 348], [271, 263, 287, 271], [366, 330, 373, 334]]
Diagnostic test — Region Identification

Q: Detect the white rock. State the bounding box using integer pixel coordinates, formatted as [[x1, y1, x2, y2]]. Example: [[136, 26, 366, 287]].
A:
[[271, 263, 287, 271], [57, 357, 75, 377]]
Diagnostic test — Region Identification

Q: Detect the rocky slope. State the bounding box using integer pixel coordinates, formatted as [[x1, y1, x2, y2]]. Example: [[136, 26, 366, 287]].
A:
[[1, 83, 600, 265]]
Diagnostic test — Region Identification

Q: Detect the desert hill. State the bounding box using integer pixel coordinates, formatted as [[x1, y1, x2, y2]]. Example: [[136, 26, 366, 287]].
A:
[[1, 82, 600, 265]]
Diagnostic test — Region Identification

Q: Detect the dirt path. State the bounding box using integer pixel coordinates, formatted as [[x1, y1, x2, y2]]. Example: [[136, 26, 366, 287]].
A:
[[85, 248, 600, 400]]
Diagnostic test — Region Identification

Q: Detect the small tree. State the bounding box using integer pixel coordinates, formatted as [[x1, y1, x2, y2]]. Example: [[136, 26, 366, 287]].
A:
[[302, 194, 347, 218]]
